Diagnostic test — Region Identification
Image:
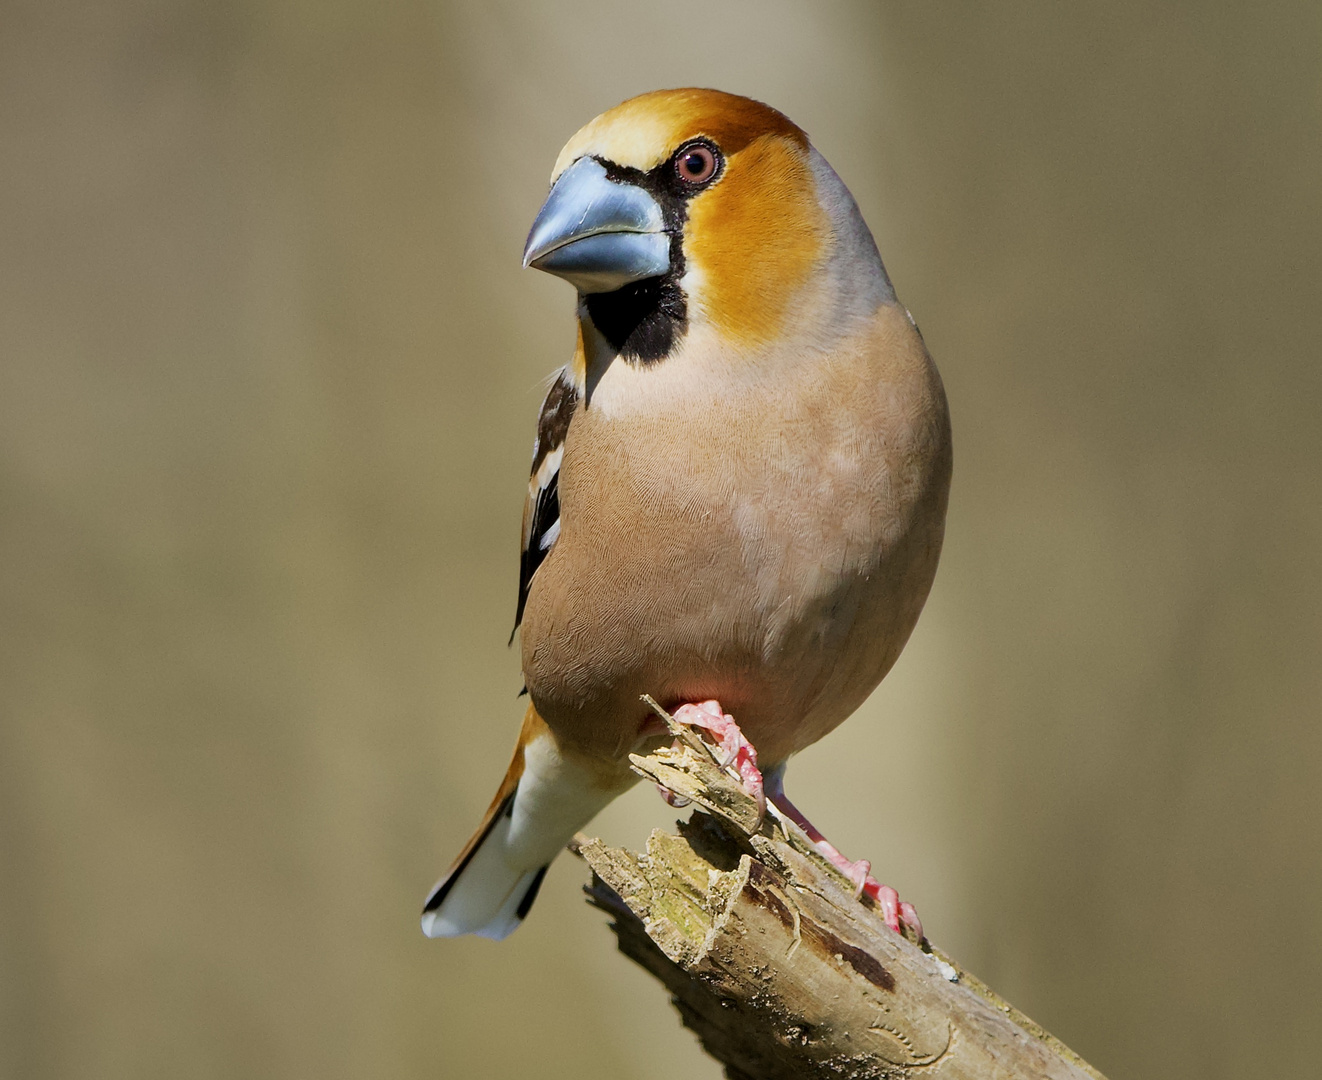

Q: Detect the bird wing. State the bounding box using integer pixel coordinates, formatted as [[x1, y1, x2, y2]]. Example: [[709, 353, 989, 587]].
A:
[[513, 367, 579, 637]]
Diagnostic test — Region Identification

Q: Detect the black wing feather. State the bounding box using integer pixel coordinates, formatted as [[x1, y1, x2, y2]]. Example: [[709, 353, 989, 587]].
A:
[[511, 369, 579, 638], [513, 468, 559, 632]]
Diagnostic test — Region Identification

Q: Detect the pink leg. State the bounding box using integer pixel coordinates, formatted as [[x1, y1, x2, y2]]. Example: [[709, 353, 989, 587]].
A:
[[765, 769, 923, 940]]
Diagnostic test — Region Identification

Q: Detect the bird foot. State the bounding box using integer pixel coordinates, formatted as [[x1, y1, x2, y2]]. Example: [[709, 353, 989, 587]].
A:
[[654, 700, 921, 940], [766, 780, 923, 939], [663, 700, 766, 822]]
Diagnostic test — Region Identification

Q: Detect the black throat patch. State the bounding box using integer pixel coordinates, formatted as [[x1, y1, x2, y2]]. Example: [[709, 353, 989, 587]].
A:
[[583, 272, 686, 362]]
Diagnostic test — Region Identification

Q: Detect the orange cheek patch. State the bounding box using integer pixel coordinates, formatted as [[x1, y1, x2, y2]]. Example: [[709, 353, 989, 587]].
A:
[[684, 136, 826, 346]]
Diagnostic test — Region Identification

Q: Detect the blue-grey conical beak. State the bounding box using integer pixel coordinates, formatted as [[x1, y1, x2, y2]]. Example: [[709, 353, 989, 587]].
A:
[[523, 157, 670, 294]]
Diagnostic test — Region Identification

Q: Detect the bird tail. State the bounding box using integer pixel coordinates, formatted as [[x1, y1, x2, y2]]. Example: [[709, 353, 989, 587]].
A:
[[420, 704, 625, 940]]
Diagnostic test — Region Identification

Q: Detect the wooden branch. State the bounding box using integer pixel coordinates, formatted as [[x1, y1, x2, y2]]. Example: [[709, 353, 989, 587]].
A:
[[570, 698, 1107, 1080]]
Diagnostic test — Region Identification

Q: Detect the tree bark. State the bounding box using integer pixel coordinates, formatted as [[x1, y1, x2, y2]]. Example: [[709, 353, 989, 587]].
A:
[[571, 699, 1108, 1080]]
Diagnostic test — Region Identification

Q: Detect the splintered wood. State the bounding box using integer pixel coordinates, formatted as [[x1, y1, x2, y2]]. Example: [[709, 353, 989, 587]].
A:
[[570, 698, 1107, 1080]]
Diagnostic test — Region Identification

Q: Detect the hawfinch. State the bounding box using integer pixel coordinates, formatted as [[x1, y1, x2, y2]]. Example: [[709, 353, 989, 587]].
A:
[[422, 89, 951, 940]]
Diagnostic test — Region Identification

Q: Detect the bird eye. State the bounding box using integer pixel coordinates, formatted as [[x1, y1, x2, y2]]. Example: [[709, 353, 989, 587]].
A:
[[674, 142, 720, 186]]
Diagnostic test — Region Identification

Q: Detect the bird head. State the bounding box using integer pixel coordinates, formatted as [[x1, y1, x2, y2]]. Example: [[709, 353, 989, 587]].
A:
[[524, 89, 894, 370]]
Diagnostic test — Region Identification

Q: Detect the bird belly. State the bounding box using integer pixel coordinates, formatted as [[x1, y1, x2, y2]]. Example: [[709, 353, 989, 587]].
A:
[[522, 486, 940, 767]]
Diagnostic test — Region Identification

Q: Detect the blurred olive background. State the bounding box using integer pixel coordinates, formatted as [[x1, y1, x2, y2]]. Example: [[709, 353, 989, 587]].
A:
[[2, 2, 1320, 1078]]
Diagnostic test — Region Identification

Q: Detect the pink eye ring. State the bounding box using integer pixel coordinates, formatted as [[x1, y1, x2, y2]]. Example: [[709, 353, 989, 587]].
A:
[[675, 143, 720, 185]]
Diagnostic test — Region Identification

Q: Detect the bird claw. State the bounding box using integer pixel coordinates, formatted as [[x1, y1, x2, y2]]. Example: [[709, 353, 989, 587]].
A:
[[899, 901, 924, 941], [851, 876, 923, 939], [655, 782, 691, 808], [842, 857, 871, 901], [660, 700, 766, 823]]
